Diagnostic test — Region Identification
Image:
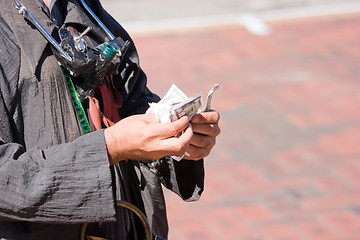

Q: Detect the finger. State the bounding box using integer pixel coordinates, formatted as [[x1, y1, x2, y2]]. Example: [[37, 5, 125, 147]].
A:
[[184, 144, 210, 161], [191, 111, 220, 124], [189, 133, 216, 148], [154, 116, 190, 138], [159, 125, 193, 156], [178, 124, 194, 142], [191, 122, 221, 137]]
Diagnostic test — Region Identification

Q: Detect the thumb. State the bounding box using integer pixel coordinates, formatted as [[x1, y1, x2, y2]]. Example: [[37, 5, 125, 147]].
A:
[[158, 116, 190, 137]]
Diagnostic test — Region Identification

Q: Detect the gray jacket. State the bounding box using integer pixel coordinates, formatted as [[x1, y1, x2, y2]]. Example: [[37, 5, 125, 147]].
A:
[[0, 0, 204, 239]]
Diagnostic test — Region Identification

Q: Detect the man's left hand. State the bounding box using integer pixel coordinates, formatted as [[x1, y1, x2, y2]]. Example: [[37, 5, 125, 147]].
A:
[[184, 111, 221, 160]]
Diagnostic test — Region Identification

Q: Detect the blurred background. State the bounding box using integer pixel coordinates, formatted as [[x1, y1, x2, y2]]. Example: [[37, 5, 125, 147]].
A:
[[102, 0, 360, 239]]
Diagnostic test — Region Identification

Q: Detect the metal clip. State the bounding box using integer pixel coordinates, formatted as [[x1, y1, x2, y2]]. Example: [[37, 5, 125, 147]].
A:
[[14, 0, 72, 62], [79, 0, 130, 58], [79, 0, 115, 40]]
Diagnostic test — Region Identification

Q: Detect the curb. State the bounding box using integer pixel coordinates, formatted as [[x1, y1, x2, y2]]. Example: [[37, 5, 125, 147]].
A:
[[107, 1, 360, 35]]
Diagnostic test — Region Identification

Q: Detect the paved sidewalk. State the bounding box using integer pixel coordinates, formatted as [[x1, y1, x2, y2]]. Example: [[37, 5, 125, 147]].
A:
[[102, 1, 360, 36], [131, 12, 360, 240], [102, 0, 354, 22]]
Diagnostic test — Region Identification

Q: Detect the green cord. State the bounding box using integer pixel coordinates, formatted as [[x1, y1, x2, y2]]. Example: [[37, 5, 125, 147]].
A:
[[60, 66, 91, 134]]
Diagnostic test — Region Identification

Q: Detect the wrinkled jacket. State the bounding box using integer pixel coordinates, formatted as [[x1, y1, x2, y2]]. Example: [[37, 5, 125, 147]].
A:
[[0, 0, 204, 239]]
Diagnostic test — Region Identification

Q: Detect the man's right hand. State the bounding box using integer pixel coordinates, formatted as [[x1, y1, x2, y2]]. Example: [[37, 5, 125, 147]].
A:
[[104, 114, 193, 165]]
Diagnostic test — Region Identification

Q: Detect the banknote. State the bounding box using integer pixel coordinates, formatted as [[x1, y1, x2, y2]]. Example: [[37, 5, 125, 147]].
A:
[[202, 83, 222, 112], [169, 93, 203, 122], [146, 83, 220, 161], [147, 83, 222, 122], [161, 84, 188, 106], [147, 84, 202, 123]]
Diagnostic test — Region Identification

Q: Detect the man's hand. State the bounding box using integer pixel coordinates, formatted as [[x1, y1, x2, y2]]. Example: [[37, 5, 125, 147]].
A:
[[104, 114, 193, 165], [184, 111, 221, 161]]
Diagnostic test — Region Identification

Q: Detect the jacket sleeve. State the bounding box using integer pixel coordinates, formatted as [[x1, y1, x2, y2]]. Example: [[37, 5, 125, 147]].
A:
[[0, 95, 115, 223], [0, 92, 116, 223]]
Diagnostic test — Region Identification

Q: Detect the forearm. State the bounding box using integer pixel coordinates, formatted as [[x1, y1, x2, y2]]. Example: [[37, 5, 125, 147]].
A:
[[0, 130, 115, 223]]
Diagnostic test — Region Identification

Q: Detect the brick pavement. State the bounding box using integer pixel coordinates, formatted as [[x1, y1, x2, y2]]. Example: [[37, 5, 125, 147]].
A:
[[132, 13, 360, 240]]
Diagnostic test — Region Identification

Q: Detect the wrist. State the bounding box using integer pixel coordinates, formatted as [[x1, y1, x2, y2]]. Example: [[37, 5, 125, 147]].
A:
[[104, 127, 126, 165]]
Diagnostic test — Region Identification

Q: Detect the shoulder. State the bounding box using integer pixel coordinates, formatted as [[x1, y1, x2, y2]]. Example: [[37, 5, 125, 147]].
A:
[[0, 9, 21, 105], [0, 9, 20, 55]]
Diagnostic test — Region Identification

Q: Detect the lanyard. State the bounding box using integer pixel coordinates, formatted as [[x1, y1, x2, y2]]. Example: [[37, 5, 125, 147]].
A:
[[60, 66, 91, 134]]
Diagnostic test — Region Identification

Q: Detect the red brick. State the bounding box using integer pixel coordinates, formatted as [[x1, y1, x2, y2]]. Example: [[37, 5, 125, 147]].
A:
[[294, 221, 339, 239], [235, 204, 274, 223], [206, 208, 246, 239], [262, 225, 305, 240], [312, 175, 353, 195], [169, 221, 215, 240], [303, 194, 360, 212], [271, 151, 317, 175], [320, 211, 360, 236], [334, 162, 360, 186]]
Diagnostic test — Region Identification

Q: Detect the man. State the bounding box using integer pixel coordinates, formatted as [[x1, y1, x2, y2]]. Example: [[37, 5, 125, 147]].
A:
[[0, 0, 220, 239]]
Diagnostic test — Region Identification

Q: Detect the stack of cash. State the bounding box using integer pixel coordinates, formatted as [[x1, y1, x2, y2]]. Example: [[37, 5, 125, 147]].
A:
[[146, 83, 221, 161], [147, 83, 221, 123]]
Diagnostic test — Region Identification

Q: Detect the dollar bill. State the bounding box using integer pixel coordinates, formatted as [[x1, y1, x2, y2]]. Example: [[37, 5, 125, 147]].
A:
[[169, 93, 203, 122], [147, 83, 221, 123], [147, 84, 202, 123], [161, 84, 188, 106], [146, 83, 220, 161], [202, 83, 222, 112]]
